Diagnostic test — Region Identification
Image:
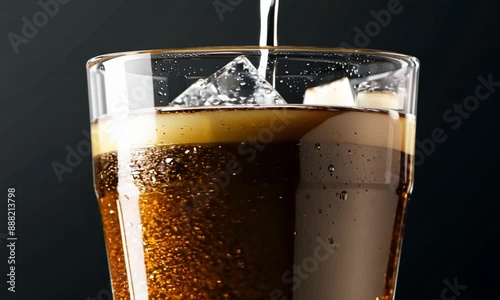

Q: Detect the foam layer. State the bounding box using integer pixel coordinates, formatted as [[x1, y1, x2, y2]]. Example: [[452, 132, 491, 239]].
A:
[[91, 106, 416, 156]]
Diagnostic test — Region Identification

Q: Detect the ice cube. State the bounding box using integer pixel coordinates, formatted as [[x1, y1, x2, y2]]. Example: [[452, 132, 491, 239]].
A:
[[357, 91, 401, 110], [352, 69, 406, 110], [303, 77, 355, 107], [170, 56, 286, 106]]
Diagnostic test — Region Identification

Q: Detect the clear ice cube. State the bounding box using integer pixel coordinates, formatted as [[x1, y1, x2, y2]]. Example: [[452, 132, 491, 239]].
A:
[[352, 69, 406, 94], [170, 56, 286, 107], [351, 69, 407, 109]]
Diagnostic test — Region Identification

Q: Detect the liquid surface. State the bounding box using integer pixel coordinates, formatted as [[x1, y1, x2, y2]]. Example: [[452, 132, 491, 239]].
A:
[[93, 107, 414, 300]]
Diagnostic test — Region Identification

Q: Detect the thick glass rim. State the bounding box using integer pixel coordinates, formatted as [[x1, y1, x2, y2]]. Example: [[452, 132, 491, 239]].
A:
[[86, 46, 419, 70]]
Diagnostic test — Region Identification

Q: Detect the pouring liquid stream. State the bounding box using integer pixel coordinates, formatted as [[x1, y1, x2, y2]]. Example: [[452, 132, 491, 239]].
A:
[[258, 0, 280, 85]]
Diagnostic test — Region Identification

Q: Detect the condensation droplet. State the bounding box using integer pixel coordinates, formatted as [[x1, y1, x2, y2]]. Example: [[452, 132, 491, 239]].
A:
[[314, 143, 321, 150], [328, 164, 335, 176], [340, 191, 348, 201], [328, 237, 334, 244]]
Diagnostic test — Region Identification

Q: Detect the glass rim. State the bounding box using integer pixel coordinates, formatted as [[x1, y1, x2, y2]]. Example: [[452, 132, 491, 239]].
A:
[[86, 46, 419, 70]]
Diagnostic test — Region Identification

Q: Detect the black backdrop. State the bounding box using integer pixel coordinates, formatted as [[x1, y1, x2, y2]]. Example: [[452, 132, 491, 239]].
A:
[[1, 0, 499, 299]]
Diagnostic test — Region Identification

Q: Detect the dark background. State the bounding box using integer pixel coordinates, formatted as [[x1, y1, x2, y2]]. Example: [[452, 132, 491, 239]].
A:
[[1, 0, 499, 299]]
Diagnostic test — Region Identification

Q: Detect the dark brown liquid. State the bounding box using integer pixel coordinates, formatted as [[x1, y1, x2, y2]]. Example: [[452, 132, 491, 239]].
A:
[[93, 107, 413, 300]]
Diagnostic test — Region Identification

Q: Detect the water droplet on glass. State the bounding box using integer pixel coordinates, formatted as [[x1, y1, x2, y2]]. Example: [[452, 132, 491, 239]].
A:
[[328, 164, 335, 176], [157, 80, 168, 97], [98, 64, 105, 71], [328, 237, 334, 244], [340, 191, 348, 201], [348, 149, 352, 155], [314, 143, 321, 150]]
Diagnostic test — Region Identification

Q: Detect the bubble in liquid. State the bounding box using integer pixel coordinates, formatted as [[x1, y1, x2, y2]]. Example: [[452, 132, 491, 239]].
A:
[[340, 191, 348, 201]]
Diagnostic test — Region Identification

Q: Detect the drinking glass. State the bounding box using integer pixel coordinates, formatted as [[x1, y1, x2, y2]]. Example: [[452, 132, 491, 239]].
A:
[[86, 47, 419, 299]]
